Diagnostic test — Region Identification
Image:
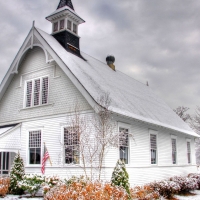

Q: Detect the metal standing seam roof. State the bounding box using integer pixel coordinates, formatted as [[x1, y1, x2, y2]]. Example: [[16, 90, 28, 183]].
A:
[[35, 28, 199, 137]]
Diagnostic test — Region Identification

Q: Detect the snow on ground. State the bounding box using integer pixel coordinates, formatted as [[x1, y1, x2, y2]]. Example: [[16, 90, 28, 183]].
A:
[[175, 190, 200, 200], [1, 195, 43, 200], [2, 191, 200, 200]]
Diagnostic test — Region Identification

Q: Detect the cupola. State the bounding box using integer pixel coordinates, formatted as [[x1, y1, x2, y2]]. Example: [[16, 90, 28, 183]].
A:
[[46, 0, 85, 58]]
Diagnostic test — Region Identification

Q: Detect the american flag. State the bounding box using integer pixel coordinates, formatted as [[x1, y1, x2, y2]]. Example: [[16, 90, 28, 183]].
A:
[[41, 144, 50, 174]]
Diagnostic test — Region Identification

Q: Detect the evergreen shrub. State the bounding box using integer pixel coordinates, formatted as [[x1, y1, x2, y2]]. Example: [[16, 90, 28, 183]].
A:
[[111, 159, 130, 196], [18, 174, 44, 197], [9, 152, 25, 195]]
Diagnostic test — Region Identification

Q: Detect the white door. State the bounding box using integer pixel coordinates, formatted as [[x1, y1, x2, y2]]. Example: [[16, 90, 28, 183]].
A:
[[0, 152, 10, 175]]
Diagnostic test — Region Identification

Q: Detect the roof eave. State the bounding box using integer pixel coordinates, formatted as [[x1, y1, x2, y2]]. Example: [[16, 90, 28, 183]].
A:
[[46, 9, 85, 24]]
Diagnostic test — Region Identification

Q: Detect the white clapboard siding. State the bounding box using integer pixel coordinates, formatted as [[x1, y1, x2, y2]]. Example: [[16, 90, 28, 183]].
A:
[[0, 47, 91, 125], [18, 112, 197, 186]]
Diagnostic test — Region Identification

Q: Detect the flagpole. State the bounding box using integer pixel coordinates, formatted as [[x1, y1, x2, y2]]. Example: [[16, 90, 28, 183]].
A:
[[44, 142, 52, 166]]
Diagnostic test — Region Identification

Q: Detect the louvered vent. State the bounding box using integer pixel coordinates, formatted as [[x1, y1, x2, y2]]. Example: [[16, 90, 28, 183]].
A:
[[42, 77, 48, 104], [34, 79, 40, 106], [26, 81, 32, 107]]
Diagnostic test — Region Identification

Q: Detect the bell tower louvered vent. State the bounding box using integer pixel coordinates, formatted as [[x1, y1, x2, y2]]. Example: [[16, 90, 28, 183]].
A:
[[46, 0, 85, 59]]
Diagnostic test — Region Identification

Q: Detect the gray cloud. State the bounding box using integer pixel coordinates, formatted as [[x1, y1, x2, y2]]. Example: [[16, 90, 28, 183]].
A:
[[0, 0, 200, 114]]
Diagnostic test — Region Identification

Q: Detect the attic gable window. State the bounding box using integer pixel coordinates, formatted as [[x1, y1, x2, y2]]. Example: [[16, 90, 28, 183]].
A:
[[67, 20, 72, 30], [60, 19, 65, 30], [25, 77, 49, 108], [53, 22, 58, 32]]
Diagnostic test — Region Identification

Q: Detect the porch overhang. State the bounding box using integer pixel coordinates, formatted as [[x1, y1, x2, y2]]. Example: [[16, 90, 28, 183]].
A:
[[0, 124, 21, 152]]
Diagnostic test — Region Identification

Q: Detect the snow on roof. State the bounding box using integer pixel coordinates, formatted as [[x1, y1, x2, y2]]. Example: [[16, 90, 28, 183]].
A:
[[37, 27, 198, 137]]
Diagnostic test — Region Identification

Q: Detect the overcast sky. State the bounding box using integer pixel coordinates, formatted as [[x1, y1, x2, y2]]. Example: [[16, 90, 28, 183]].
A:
[[0, 0, 200, 114]]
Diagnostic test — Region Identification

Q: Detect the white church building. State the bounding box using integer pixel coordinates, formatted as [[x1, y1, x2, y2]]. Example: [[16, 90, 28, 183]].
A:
[[0, 0, 199, 185]]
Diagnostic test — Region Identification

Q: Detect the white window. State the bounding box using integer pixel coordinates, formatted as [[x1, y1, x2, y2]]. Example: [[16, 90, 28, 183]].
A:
[[25, 77, 49, 108], [64, 127, 79, 164], [150, 134, 157, 164], [119, 127, 129, 164], [29, 130, 41, 164], [172, 138, 177, 164], [187, 141, 191, 164], [53, 22, 58, 32], [0, 152, 10, 175], [67, 20, 72, 30], [60, 19, 65, 30], [73, 23, 77, 34]]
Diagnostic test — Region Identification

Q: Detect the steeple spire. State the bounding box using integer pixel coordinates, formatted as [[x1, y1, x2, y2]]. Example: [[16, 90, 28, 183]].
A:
[[57, 0, 74, 10]]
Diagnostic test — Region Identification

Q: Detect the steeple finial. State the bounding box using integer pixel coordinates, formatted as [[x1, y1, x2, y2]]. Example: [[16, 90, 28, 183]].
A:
[[57, 0, 74, 10]]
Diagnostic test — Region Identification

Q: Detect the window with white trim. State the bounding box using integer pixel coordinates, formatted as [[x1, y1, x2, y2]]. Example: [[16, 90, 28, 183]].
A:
[[73, 23, 77, 34], [53, 22, 58, 32], [29, 130, 41, 164], [187, 141, 191, 164], [64, 127, 79, 164], [172, 138, 177, 164], [60, 19, 65, 30], [25, 77, 49, 108], [150, 134, 157, 164], [119, 127, 129, 164], [67, 20, 72, 30]]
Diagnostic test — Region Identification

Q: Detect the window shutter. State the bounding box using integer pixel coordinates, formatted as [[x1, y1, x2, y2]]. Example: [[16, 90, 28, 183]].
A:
[[34, 79, 40, 106], [150, 134, 157, 149], [26, 81, 32, 107], [42, 77, 48, 104]]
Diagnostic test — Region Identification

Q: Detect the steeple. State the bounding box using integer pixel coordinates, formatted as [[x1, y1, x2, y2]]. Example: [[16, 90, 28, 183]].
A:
[[57, 0, 74, 11], [46, 0, 85, 59]]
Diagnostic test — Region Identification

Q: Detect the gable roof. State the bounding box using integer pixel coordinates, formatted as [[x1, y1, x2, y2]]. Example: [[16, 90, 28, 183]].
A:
[[0, 26, 198, 137]]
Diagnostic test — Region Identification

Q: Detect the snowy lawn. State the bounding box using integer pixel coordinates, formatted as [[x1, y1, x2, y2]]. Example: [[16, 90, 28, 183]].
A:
[[0, 195, 43, 199], [175, 190, 200, 200], [1, 191, 200, 200]]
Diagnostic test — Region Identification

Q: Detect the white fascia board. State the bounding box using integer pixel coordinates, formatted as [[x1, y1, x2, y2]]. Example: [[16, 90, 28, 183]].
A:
[[34, 28, 98, 111], [0, 123, 21, 138], [0, 29, 32, 101], [46, 8, 85, 24]]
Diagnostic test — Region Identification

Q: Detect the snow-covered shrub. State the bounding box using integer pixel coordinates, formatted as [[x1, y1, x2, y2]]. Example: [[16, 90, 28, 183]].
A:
[[149, 180, 181, 198], [42, 175, 61, 194], [44, 181, 129, 200], [9, 152, 25, 195], [111, 159, 130, 196], [65, 175, 89, 186], [169, 176, 198, 192], [188, 173, 200, 189], [18, 174, 45, 197], [0, 177, 10, 197], [130, 185, 160, 200]]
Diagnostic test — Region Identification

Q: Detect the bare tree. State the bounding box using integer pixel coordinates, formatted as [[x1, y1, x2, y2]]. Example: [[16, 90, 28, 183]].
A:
[[190, 107, 200, 135], [63, 93, 129, 180], [173, 106, 191, 122], [91, 93, 131, 180], [190, 107, 200, 165]]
